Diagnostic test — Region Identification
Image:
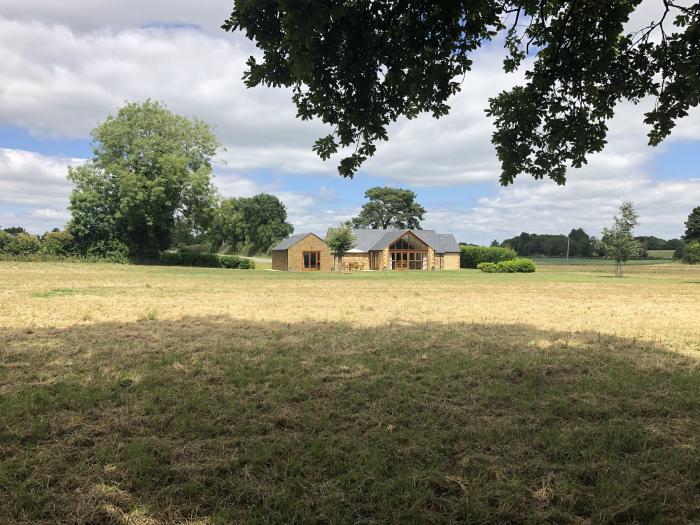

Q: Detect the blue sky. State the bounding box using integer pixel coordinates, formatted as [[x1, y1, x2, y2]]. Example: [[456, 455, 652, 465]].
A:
[[1, 1, 698, 244]]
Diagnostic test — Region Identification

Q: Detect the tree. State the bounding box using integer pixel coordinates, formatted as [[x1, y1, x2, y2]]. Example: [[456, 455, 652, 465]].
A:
[[209, 197, 247, 251], [490, 239, 499, 247], [238, 194, 294, 254], [224, 2, 699, 183], [351, 187, 426, 229], [599, 202, 641, 277], [210, 194, 293, 254], [3, 227, 27, 235], [568, 228, 593, 257], [684, 207, 700, 242], [683, 241, 700, 264], [68, 100, 221, 259], [326, 224, 356, 271]]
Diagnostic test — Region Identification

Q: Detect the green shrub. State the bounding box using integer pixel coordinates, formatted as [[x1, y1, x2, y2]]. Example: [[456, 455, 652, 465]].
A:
[[176, 243, 213, 254], [86, 240, 130, 263], [159, 251, 254, 269], [42, 230, 77, 256], [3, 233, 42, 256], [460, 245, 516, 268], [682, 242, 700, 265], [0, 230, 12, 252], [497, 258, 537, 273], [478, 258, 537, 273], [477, 262, 498, 273]]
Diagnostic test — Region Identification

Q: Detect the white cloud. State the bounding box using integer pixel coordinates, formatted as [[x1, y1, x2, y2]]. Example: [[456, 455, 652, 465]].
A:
[[0, 148, 78, 206], [0, 0, 230, 34]]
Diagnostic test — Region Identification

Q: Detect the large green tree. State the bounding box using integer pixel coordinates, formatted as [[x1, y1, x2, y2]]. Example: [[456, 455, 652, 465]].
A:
[[240, 193, 294, 253], [352, 187, 426, 229], [210, 197, 247, 251], [224, 1, 699, 183], [568, 228, 594, 257], [683, 206, 700, 242], [68, 101, 221, 258], [599, 201, 642, 277], [210, 194, 294, 254]]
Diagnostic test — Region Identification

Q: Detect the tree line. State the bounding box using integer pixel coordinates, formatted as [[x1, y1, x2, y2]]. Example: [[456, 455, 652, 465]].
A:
[[489, 206, 700, 266], [496, 230, 686, 259]]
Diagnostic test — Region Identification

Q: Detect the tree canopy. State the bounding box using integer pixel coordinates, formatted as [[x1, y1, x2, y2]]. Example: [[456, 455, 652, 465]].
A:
[[68, 101, 221, 258], [210, 194, 294, 254], [684, 206, 700, 242], [351, 187, 426, 229], [224, 1, 699, 184]]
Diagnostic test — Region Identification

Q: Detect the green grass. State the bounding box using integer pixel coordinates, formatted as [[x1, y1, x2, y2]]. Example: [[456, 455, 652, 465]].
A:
[[1, 262, 699, 523], [532, 256, 675, 265], [647, 249, 676, 259]]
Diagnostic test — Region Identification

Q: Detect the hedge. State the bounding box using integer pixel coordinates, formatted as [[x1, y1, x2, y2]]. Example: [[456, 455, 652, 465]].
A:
[[159, 251, 254, 269], [460, 245, 516, 268], [478, 258, 536, 273]]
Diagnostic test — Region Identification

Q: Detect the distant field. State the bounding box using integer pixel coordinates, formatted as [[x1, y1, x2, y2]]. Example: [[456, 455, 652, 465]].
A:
[[532, 256, 675, 265], [1, 262, 699, 523], [647, 249, 676, 259]]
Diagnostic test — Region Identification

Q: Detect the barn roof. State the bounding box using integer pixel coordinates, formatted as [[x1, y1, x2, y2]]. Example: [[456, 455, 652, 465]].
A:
[[271, 232, 318, 251], [351, 229, 459, 254]]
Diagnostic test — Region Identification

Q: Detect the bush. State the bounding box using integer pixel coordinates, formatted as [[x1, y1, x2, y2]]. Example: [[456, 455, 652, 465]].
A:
[[460, 245, 516, 268], [496, 258, 537, 273], [86, 240, 130, 263], [159, 251, 254, 269], [42, 230, 77, 256], [4, 233, 42, 256], [176, 243, 214, 254], [682, 241, 700, 265], [478, 258, 537, 273], [476, 262, 498, 273], [0, 231, 12, 252]]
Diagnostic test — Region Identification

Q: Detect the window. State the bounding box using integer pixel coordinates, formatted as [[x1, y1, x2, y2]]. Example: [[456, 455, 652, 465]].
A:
[[303, 251, 321, 270], [389, 233, 427, 251]]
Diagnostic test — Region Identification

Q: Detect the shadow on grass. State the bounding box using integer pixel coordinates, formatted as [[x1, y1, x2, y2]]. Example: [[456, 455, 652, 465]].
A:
[[1, 318, 698, 524]]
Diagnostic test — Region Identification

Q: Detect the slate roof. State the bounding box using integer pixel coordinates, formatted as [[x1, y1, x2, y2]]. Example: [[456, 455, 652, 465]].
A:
[[349, 229, 459, 254], [274, 229, 459, 253], [271, 232, 317, 251]]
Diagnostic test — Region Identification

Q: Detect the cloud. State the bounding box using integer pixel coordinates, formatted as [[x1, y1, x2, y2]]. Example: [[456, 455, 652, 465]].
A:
[[0, 18, 334, 175], [0, 148, 78, 206], [0, 148, 78, 231], [0, 0, 230, 34]]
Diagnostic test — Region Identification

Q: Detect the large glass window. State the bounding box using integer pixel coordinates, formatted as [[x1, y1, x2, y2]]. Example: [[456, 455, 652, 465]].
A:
[[389, 234, 426, 250], [303, 251, 320, 270]]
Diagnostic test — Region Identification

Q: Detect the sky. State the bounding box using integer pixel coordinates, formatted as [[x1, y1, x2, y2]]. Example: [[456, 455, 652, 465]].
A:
[[0, 1, 698, 244]]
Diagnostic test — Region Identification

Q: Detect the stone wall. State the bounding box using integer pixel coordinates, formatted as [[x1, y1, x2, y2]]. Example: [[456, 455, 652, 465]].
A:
[[271, 250, 288, 271], [286, 234, 332, 272]]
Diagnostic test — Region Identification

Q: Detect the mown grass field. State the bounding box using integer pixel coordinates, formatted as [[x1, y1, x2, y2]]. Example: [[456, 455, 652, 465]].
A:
[[1, 262, 699, 524], [531, 256, 676, 265]]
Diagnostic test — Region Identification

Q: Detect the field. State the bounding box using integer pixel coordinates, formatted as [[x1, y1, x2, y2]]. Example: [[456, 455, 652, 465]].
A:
[[647, 249, 677, 259], [1, 262, 699, 524], [532, 256, 675, 265]]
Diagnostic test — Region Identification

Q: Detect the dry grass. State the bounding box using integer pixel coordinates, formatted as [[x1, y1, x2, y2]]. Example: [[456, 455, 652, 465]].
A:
[[1, 262, 699, 523]]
